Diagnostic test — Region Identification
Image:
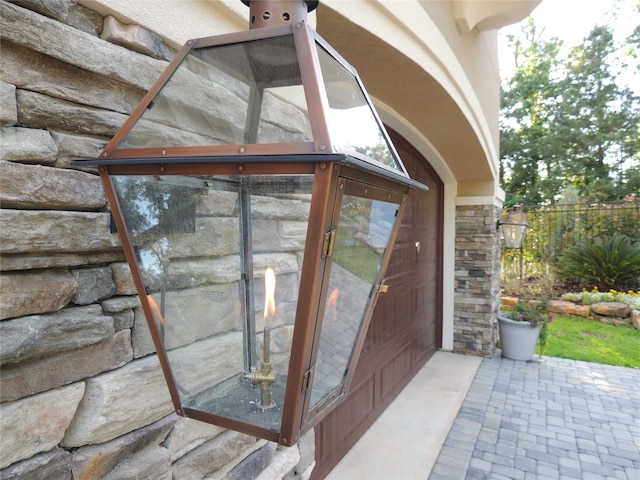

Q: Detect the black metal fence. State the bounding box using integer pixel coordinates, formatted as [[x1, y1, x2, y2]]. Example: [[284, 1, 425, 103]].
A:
[[501, 199, 640, 282]]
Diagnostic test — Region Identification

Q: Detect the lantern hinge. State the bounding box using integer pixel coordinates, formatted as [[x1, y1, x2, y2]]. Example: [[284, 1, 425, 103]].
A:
[[322, 229, 336, 258], [302, 368, 315, 391]]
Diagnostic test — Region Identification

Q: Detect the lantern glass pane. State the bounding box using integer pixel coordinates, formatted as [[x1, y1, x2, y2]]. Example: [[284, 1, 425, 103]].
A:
[[114, 34, 312, 150], [502, 224, 526, 249], [501, 209, 528, 249], [317, 45, 402, 173], [310, 182, 400, 410], [111, 174, 314, 432]]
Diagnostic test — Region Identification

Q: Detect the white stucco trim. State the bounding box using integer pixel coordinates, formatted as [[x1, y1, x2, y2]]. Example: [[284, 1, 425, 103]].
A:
[[456, 195, 504, 207], [452, 0, 541, 32], [441, 184, 457, 351]]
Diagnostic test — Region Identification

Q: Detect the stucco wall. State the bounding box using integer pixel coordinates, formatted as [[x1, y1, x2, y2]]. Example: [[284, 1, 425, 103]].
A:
[[421, 0, 501, 163]]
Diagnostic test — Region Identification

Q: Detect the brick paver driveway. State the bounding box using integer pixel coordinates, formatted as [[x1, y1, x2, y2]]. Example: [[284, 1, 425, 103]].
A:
[[429, 354, 640, 479]]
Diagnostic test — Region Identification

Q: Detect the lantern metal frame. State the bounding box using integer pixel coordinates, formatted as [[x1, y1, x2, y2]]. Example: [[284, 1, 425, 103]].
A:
[[75, 10, 427, 446], [497, 205, 529, 249]]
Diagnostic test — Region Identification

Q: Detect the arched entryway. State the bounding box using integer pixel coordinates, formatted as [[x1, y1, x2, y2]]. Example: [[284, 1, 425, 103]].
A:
[[312, 129, 444, 478]]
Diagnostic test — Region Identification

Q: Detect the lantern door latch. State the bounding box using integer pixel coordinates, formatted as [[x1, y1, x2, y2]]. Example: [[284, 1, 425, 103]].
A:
[[372, 282, 389, 309], [302, 368, 315, 391], [322, 229, 336, 258], [374, 282, 389, 296]]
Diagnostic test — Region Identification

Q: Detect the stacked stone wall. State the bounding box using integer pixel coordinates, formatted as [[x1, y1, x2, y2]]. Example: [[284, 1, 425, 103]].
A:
[[453, 204, 501, 356], [0, 1, 314, 478]]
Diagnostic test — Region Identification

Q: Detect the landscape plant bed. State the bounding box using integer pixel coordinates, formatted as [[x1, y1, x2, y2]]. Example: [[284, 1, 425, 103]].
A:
[[560, 289, 639, 306], [501, 290, 640, 330]]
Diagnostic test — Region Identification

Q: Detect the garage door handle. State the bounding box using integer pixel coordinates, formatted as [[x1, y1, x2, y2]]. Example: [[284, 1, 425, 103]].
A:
[[415, 241, 420, 253]]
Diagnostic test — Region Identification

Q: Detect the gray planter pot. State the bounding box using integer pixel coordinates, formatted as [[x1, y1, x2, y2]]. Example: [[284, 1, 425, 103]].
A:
[[497, 314, 541, 361]]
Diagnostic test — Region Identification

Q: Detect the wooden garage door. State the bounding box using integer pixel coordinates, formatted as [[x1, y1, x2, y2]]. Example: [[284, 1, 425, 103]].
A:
[[312, 130, 443, 479]]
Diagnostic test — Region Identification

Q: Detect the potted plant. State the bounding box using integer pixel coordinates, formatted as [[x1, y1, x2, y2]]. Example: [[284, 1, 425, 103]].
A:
[[498, 298, 553, 361]]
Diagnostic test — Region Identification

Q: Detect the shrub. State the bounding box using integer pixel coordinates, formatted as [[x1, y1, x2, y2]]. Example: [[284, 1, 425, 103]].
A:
[[557, 235, 640, 291], [560, 292, 583, 303], [560, 289, 640, 310]]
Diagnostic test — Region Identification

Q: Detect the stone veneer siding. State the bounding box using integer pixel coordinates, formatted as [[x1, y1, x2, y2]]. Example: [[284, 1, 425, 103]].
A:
[[453, 204, 502, 356], [0, 1, 315, 478]]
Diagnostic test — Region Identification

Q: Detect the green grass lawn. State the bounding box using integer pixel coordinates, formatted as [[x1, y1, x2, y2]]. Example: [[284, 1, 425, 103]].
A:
[[545, 316, 640, 368]]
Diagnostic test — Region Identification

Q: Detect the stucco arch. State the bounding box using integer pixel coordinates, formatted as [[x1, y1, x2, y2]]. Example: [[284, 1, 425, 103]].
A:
[[377, 100, 454, 185], [315, 1, 500, 197]]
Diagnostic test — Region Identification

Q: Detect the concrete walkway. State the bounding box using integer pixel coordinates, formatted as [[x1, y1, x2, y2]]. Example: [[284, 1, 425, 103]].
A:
[[325, 351, 640, 480], [326, 351, 482, 480]]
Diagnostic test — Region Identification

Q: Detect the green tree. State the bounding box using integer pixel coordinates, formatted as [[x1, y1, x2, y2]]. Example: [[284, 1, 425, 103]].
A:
[[500, 18, 640, 205], [556, 26, 640, 201], [500, 20, 564, 206]]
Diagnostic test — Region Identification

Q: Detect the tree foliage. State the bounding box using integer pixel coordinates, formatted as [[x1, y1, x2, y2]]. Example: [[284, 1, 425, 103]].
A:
[[500, 17, 640, 206]]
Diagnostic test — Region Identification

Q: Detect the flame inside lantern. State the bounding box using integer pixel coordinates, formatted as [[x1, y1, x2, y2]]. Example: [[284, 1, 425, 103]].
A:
[[264, 267, 276, 321]]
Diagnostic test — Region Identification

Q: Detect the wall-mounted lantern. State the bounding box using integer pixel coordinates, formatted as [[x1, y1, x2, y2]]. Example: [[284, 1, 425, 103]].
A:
[[498, 205, 529, 249], [75, 0, 427, 446]]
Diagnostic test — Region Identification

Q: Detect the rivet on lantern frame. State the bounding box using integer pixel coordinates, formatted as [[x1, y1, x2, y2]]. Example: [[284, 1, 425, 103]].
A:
[[75, 0, 428, 446]]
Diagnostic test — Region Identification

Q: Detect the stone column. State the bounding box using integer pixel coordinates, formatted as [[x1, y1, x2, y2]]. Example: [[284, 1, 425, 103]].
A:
[[453, 204, 501, 356]]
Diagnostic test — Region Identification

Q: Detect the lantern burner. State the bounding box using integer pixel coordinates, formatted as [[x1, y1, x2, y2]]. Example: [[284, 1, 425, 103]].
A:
[[246, 325, 277, 410], [244, 267, 277, 410]]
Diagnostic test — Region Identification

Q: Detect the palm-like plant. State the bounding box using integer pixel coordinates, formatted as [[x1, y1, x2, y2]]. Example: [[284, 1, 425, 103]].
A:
[[558, 235, 640, 290]]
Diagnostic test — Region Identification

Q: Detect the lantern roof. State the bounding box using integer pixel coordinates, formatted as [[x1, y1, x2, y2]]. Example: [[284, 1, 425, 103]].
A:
[[81, 22, 424, 190]]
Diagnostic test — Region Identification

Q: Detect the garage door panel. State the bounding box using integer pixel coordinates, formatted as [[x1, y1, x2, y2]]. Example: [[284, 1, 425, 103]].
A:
[[314, 372, 377, 470], [341, 374, 377, 436], [312, 130, 443, 479], [380, 343, 413, 403], [415, 324, 438, 366], [384, 288, 412, 340]]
